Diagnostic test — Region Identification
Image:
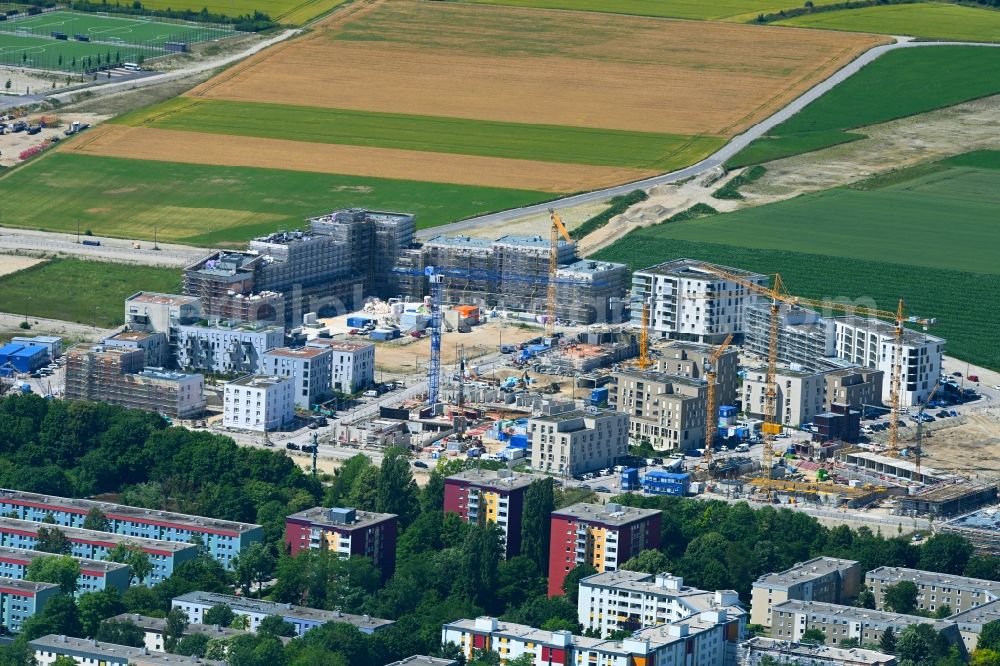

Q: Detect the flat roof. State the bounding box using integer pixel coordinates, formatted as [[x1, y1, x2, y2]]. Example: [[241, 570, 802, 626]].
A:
[[754, 557, 858, 589], [307, 339, 374, 352], [286, 506, 397, 531], [866, 566, 1000, 595], [0, 489, 260, 536], [0, 577, 59, 595], [137, 368, 200, 382], [126, 292, 200, 307], [29, 634, 226, 665], [423, 235, 493, 249], [0, 545, 129, 575], [744, 637, 894, 665], [228, 374, 290, 389], [172, 591, 394, 630], [0, 517, 196, 555], [841, 451, 950, 478], [946, 599, 1000, 628], [531, 408, 625, 425], [264, 347, 330, 360], [747, 365, 819, 379], [581, 571, 743, 616], [387, 658, 459, 666], [109, 613, 279, 644], [446, 469, 537, 492], [614, 369, 706, 388], [832, 316, 945, 345], [772, 600, 952, 630], [636, 258, 765, 280], [553, 502, 660, 527], [943, 506, 1000, 533], [557, 259, 626, 276], [107, 331, 158, 342]]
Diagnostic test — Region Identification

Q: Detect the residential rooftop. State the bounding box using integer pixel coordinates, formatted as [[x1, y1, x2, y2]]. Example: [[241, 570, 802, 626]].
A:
[[866, 566, 1000, 595], [0, 489, 261, 536], [307, 338, 375, 352], [286, 506, 397, 531], [387, 658, 459, 666], [553, 502, 660, 527], [636, 258, 765, 280], [832, 315, 944, 345], [581, 570, 744, 616], [228, 374, 290, 389], [614, 369, 706, 388], [172, 591, 394, 631], [945, 599, 1000, 629], [773, 600, 953, 630], [557, 259, 625, 277], [264, 347, 330, 360], [754, 557, 858, 589], [743, 637, 895, 666], [446, 469, 538, 492], [531, 407, 626, 425], [137, 368, 201, 383], [0, 577, 59, 595], [29, 634, 225, 665], [0, 517, 197, 555], [106, 331, 158, 342], [126, 292, 200, 307], [423, 235, 494, 250], [109, 613, 290, 645], [0, 545, 129, 575], [748, 365, 821, 380]]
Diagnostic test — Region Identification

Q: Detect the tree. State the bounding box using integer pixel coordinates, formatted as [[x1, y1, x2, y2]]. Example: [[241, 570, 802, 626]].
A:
[[52, 657, 78, 666], [506, 656, 536, 666], [258, 614, 296, 638], [82, 507, 110, 532], [879, 626, 897, 654], [175, 633, 211, 657], [919, 534, 974, 575], [20, 593, 82, 640], [36, 525, 72, 554], [3, 80, 9, 91], [520, 478, 554, 572], [164, 607, 189, 652], [801, 628, 827, 644], [203, 604, 235, 627], [978, 620, 1000, 652], [26, 554, 81, 594], [935, 604, 952, 619], [972, 649, 1000, 666], [458, 523, 504, 611], [839, 638, 860, 648], [106, 542, 153, 585], [234, 542, 276, 594], [884, 581, 919, 614], [96, 619, 145, 647], [561, 563, 597, 604], [856, 585, 876, 609], [376, 447, 420, 528], [622, 549, 671, 574]]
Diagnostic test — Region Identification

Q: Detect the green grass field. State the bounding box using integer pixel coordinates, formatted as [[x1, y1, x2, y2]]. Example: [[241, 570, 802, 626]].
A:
[[0, 31, 150, 72], [729, 46, 1000, 167], [0, 258, 180, 328], [0, 153, 552, 246], [449, 0, 841, 21], [777, 3, 1000, 42], [592, 151, 1000, 370], [117, 98, 724, 170], [2, 10, 234, 45]]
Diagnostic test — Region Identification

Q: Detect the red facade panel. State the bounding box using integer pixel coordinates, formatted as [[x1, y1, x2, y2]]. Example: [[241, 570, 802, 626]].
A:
[[547, 515, 576, 597]]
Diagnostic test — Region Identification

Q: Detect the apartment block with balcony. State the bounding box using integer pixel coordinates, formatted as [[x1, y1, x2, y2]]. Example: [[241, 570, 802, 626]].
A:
[[529, 408, 629, 477], [547, 502, 661, 598], [866, 567, 1000, 616], [750, 557, 861, 627], [261, 346, 333, 410], [612, 370, 707, 452], [285, 507, 397, 580], [443, 469, 536, 558], [743, 367, 828, 428], [0, 545, 130, 595]]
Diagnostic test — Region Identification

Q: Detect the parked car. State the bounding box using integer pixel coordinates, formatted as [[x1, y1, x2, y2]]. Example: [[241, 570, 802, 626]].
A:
[[413, 461, 429, 469], [595, 486, 612, 493], [286, 443, 300, 450], [969, 375, 980, 383]]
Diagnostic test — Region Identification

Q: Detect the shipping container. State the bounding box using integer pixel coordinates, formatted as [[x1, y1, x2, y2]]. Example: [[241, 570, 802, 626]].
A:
[[590, 387, 609, 405], [346, 316, 373, 328]]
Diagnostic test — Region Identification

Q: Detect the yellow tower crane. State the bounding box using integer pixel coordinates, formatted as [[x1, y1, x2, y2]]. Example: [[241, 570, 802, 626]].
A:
[[638, 300, 652, 370], [704, 267, 935, 468], [703, 333, 734, 467], [547, 209, 572, 338]]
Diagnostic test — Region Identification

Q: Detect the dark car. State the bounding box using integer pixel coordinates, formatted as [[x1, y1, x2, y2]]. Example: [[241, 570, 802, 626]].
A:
[[286, 443, 300, 450], [595, 486, 612, 493], [413, 460, 429, 469]]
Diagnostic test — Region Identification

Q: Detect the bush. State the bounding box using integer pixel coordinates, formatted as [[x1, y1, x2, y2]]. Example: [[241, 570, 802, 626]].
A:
[[569, 190, 648, 240], [712, 166, 767, 200]]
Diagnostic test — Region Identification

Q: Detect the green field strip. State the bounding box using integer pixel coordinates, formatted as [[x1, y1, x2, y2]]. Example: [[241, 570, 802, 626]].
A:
[[445, 0, 843, 21], [776, 3, 1000, 42], [0, 153, 553, 246], [115, 98, 724, 171], [135, 0, 343, 23], [729, 47, 1000, 166], [592, 236, 1000, 371]]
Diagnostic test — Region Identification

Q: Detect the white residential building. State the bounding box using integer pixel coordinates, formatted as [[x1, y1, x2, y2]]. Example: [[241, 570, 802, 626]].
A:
[[223, 375, 295, 431], [125, 292, 202, 334], [442, 613, 745, 666], [306, 338, 375, 393], [261, 346, 333, 410], [529, 408, 629, 476], [743, 367, 828, 427], [174, 323, 284, 375], [578, 570, 745, 638], [831, 317, 944, 407], [631, 259, 767, 344]]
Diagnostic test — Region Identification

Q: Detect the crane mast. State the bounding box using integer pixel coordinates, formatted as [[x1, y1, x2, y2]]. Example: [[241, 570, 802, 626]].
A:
[[638, 300, 652, 370], [547, 209, 572, 337], [703, 333, 734, 467]]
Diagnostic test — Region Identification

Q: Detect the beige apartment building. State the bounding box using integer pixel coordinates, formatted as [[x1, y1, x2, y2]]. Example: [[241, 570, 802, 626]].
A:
[[744, 367, 827, 427], [528, 408, 629, 477], [612, 370, 707, 452], [825, 368, 884, 411], [656, 340, 739, 408], [866, 567, 1000, 616], [750, 557, 861, 627]]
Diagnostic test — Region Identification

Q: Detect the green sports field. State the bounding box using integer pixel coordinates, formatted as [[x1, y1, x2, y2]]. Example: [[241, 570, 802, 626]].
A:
[[592, 151, 1000, 370], [777, 3, 1000, 42], [0, 258, 180, 329], [729, 46, 1000, 167], [450, 0, 841, 21], [0, 31, 148, 71], [1, 10, 233, 46], [116, 98, 724, 171], [0, 153, 552, 246]]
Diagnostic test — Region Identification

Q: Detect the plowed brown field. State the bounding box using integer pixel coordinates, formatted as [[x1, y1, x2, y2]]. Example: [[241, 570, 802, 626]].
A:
[[189, 0, 884, 136], [64, 125, 653, 192]]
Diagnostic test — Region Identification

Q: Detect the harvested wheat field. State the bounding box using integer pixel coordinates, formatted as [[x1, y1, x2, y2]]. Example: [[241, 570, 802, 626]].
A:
[[190, 0, 884, 137], [65, 125, 651, 192]]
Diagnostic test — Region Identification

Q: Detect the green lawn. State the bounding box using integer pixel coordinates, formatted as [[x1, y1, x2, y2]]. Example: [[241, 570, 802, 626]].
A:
[[0, 258, 180, 328], [777, 3, 1000, 42], [592, 151, 1000, 370], [0, 153, 552, 246], [132, 0, 344, 23], [729, 46, 1000, 166], [0, 31, 153, 72], [117, 98, 723, 171], [448, 0, 841, 21], [2, 10, 233, 45]]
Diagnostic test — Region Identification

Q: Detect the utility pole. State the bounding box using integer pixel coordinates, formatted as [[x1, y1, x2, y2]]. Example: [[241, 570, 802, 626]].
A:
[[76, 219, 80, 244], [311, 431, 318, 476]]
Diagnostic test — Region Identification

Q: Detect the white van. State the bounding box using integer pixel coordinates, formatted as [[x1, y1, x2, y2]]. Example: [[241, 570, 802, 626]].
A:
[[122, 62, 142, 72]]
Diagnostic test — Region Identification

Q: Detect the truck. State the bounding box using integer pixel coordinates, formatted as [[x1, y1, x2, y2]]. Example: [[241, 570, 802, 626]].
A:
[[81, 239, 101, 247]]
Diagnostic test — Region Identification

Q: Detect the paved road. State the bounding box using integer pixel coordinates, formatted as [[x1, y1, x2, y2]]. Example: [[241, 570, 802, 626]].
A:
[[416, 38, 1000, 240], [0, 227, 210, 267]]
